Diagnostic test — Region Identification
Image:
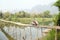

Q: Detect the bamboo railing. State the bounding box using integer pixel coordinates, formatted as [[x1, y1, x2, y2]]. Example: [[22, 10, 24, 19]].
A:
[[0, 19, 60, 40]]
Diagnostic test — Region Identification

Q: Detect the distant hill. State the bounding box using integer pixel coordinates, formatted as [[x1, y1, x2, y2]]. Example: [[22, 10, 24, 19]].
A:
[[30, 5, 59, 14]]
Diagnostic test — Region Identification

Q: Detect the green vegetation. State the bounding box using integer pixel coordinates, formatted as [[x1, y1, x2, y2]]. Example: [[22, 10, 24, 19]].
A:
[[4, 18, 53, 25], [43, 0, 60, 40], [0, 10, 54, 19], [54, 0, 60, 40], [0, 10, 54, 25], [41, 29, 56, 40]]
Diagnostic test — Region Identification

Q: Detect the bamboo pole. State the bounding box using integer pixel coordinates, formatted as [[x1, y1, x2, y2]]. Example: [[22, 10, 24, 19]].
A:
[[55, 29, 57, 40], [41, 28, 43, 37], [12, 26, 15, 39], [16, 27, 17, 40], [36, 28, 39, 40], [30, 27, 32, 40], [19, 28, 21, 40], [23, 28, 26, 40]]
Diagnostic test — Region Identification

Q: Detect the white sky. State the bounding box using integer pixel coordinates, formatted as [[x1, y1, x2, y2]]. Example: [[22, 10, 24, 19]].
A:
[[0, 0, 56, 12]]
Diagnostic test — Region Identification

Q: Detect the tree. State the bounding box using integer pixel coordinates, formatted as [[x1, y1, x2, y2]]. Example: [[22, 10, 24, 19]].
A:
[[54, 0, 60, 40], [54, 0, 60, 26], [43, 10, 51, 18], [16, 11, 26, 18], [0, 11, 3, 18], [3, 12, 11, 20]]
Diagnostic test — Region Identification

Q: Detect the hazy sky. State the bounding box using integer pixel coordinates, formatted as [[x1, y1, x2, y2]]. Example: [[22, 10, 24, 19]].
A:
[[0, 0, 56, 12]]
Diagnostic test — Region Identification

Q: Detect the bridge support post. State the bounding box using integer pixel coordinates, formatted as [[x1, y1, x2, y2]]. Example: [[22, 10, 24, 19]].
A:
[[57, 29, 60, 40], [30, 27, 32, 40]]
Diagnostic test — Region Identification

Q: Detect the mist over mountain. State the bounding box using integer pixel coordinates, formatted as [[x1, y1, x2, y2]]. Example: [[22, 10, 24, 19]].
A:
[[27, 5, 59, 14], [11, 5, 59, 14]]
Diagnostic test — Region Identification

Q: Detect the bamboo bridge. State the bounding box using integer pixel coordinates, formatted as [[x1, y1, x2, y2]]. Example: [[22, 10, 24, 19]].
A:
[[0, 19, 60, 40]]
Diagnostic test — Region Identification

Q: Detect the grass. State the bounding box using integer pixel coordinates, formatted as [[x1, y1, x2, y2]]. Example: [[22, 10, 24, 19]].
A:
[[40, 29, 56, 40], [8, 18, 53, 25]]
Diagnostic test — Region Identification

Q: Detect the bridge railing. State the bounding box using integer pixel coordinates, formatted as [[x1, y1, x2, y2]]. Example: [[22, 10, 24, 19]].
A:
[[0, 19, 60, 40]]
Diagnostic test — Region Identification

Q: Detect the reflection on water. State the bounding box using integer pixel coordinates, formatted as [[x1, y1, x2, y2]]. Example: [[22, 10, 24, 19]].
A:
[[3, 26, 46, 40]]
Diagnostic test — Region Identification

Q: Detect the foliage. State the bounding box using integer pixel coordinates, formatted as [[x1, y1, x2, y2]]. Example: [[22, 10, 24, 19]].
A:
[[55, 13, 60, 26], [0, 12, 3, 18], [54, 0, 60, 40], [53, 0, 60, 26], [42, 10, 52, 18], [12, 18, 53, 25], [0, 10, 54, 19], [40, 29, 55, 40], [54, 0, 60, 7], [45, 29, 55, 40], [0, 10, 54, 25]]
